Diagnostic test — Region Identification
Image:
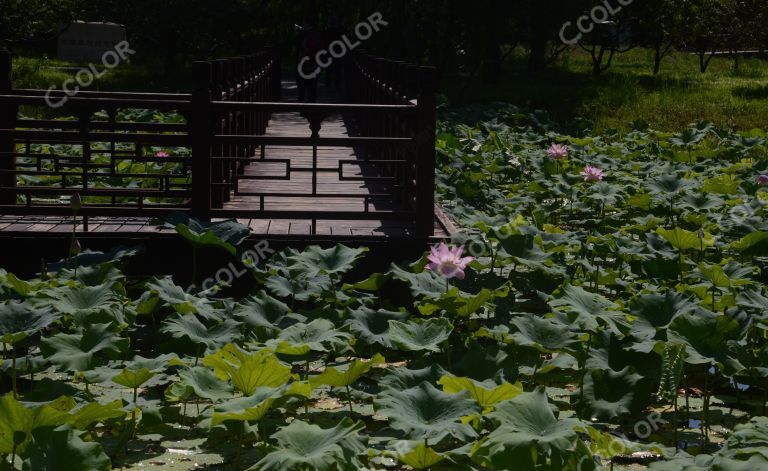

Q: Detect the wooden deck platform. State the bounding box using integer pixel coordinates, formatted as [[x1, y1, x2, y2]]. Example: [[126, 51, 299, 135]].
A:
[[0, 81, 455, 240], [0, 208, 455, 238]]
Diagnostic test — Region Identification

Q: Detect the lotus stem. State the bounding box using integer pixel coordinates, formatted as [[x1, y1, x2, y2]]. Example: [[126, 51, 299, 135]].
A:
[[674, 394, 679, 450], [11, 345, 17, 399], [702, 372, 710, 444], [191, 248, 198, 285]]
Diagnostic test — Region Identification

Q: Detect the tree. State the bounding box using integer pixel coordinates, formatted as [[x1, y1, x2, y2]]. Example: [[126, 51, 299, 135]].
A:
[[678, 0, 727, 73], [633, 0, 683, 74]]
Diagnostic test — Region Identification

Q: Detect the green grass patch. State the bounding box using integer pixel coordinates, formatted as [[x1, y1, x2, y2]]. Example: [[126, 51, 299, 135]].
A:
[[442, 48, 768, 132]]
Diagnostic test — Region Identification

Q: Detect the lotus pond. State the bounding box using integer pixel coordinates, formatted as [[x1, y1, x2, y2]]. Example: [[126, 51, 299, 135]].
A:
[[2, 107, 768, 470]]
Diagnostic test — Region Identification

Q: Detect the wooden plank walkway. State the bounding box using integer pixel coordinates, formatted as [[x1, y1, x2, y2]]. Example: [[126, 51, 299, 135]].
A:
[[0, 82, 454, 239], [224, 81, 450, 238]]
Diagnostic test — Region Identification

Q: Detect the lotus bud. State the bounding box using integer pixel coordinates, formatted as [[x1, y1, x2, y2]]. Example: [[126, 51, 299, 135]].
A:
[[70, 192, 82, 212], [70, 239, 82, 255]]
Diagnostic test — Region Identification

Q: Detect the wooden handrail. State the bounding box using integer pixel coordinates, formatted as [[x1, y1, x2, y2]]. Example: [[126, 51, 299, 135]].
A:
[[0, 47, 437, 236]]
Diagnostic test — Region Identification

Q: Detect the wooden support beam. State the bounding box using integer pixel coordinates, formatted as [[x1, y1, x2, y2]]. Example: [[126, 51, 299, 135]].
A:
[[415, 67, 437, 237], [0, 51, 16, 205], [191, 61, 213, 220]]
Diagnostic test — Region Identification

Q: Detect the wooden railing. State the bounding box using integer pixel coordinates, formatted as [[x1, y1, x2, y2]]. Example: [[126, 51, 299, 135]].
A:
[[0, 48, 438, 236], [347, 51, 437, 235]]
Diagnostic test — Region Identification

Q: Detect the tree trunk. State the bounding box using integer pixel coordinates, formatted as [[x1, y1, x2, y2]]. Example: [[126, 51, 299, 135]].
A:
[[527, 2, 547, 73], [653, 43, 663, 75], [593, 46, 606, 76]]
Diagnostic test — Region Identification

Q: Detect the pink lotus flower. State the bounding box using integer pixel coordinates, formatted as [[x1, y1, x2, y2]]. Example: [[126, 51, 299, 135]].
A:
[[581, 166, 605, 182], [427, 243, 475, 280], [156, 151, 170, 158], [547, 144, 569, 161], [757, 175, 768, 186]]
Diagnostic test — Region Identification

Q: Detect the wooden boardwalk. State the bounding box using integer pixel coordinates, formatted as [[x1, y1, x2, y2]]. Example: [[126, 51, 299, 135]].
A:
[[0, 82, 455, 239], [225, 82, 451, 237]]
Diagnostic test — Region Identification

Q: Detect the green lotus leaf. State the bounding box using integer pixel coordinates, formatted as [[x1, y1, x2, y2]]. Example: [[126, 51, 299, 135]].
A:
[[703, 174, 740, 195], [162, 213, 250, 255], [146, 277, 220, 320], [737, 288, 768, 313], [203, 345, 293, 395], [398, 443, 447, 469], [0, 301, 59, 345], [211, 387, 280, 427], [647, 451, 709, 470], [420, 288, 497, 317], [493, 232, 556, 273], [342, 272, 390, 292], [680, 193, 724, 212], [1, 272, 34, 297], [170, 366, 233, 401], [264, 273, 333, 303], [68, 400, 127, 430], [730, 231, 768, 255], [628, 291, 694, 349], [126, 353, 179, 372], [670, 128, 704, 148], [42, 283, 122, 325], [161, 314, 242, 351], [695, 262, 752, 289], [581, 426, 635, 459], [389, 263, 450, 299], [656, 227, 713, 252], [374, 382, 479, 442], [579, 367, 644, 421], [509, 314, 580, 353], [721, 416, 768, 460], [438, 375, 523, 409], [40, 324, 129, 372], [388, 318, 453, 353], [474, 388, 592, 469], [343, 307, 409, 348], [288, 245, 368, 276], [380, 365, 446, 391], [233, 291, 300, 333], [47, 246, 143, 273], [254, 418, 367, 471], [269, 319, 352, 354], [550, 285, 628, 335], [111, 367, 155, 389], [310, 354, 385, 388], [22, 426, 111, 471], [0, 395, 75, 455], [667, 310, 743, 372], [647, 174, 692, 196]]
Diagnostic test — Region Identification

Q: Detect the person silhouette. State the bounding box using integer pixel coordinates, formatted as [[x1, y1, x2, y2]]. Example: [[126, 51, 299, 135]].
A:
[[324, 13, 345, 89], [296, 15, 323, 102]]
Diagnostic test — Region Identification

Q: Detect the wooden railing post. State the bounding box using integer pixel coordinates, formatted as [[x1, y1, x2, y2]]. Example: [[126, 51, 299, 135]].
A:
[[270, 47, 282, 101], [415, 67, 437, 237], [0, 50, 16, 205], [191, 61, 213, 220]]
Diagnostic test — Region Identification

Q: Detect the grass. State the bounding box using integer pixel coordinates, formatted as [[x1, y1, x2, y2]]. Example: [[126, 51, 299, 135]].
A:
[[441, 47, 768, 132], [10, 53, 192, 93], [10, 47, 768, 132]]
